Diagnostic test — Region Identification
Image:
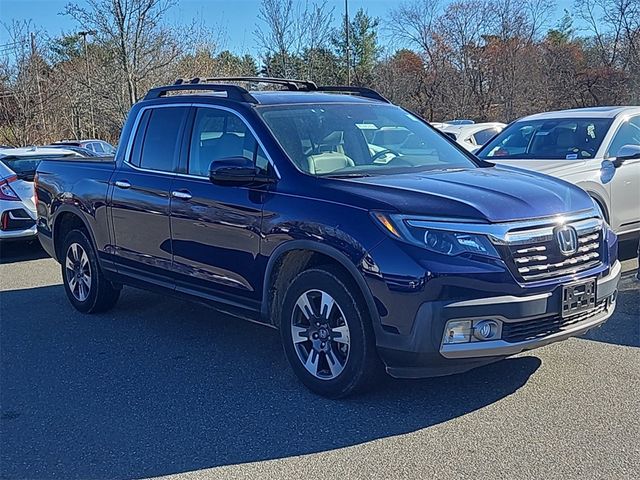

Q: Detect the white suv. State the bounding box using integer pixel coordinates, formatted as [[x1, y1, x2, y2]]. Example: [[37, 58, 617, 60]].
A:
[[438, 122, 506, 152], [477, 107, 640, 240], [0, 147, 80, 241]]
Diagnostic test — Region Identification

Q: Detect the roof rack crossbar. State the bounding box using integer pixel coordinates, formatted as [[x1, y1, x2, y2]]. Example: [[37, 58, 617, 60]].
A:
[[145, 77, 389, 104], [198, 76, 318, 91], [315, 86, 390, 103], [145, 82, 257, 103]]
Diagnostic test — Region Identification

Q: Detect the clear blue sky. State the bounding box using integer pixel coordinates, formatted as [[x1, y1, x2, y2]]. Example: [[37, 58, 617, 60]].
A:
[[1, 0, 575, 56]]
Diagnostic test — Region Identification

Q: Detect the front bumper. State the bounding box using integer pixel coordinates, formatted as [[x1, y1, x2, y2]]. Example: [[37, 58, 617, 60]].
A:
[[440, 260, 619, 358], [373, 260, 620, 378]]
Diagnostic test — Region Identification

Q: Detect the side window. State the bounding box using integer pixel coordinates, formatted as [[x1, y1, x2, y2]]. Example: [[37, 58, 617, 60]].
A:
[[92, 142, 105, 153], [101, 141, 115, 154], [608, 116, 640, 157], [188, 108, 264, 177], [129, 110, 151, 167], [139, 107, 188, 172], [256, 146, 269, 173], [474, 128, 499, 146]]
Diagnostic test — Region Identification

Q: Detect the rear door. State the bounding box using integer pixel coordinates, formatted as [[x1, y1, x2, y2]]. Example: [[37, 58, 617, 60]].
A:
[[109, 105, 189, 287], [169, 105, 269, 310]]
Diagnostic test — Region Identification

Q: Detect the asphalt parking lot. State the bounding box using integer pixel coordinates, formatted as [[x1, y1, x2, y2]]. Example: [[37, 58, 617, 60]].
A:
[[1, 241, 638, 480]]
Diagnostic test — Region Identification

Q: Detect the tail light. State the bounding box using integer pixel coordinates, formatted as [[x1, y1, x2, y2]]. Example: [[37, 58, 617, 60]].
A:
[[0, 175, 20, 201]]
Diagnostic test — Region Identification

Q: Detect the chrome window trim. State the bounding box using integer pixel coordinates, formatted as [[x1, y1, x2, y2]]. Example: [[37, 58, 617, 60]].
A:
[[122, 102, 281, 180], [403, 209, 602, 245]]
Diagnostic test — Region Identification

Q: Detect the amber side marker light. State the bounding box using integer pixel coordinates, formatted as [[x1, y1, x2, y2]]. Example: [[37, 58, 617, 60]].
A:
[[373, 212, 401, 238]]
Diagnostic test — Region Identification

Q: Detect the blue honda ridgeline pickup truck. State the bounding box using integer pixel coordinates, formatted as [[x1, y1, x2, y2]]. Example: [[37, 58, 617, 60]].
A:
[[35, 77, 621, 398]]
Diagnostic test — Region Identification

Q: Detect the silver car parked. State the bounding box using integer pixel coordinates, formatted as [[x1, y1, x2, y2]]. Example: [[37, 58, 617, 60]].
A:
[[477, 106, 640, 240]]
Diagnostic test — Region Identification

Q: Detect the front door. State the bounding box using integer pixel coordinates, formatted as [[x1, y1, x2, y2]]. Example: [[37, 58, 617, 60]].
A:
[[606, 115, 640, 235], [110, 105, 189, 287], [169, 106, 271, 311]]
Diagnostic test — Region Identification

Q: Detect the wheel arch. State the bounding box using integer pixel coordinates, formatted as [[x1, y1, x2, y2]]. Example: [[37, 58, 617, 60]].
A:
[[586, 190, 610, 224], [261, 241, 380, 330], [52, 208, 97, 263]]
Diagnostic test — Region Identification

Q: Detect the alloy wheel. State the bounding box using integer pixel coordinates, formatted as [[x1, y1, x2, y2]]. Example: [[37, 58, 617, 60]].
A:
[[290, 289, 351, 380], [65, 242, 92, 302]]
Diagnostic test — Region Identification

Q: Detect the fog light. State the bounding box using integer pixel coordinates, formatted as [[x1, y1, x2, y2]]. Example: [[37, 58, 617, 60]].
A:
[[473, 320, 499, 341], [443, 320, 472, 344]]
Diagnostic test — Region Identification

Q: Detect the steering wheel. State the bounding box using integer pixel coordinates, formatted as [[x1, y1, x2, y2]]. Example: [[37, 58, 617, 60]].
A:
[[371, 148, 401, 162]]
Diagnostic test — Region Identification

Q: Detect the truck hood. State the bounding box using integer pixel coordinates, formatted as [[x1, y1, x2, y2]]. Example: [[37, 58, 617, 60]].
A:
[[338, 166, 594, 223]]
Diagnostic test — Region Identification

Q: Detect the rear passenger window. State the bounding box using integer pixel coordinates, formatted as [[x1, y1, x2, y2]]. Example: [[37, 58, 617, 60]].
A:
[[188, 108, 265, 176], [473, 128, 499, 146], [138, 107, 188, 172]]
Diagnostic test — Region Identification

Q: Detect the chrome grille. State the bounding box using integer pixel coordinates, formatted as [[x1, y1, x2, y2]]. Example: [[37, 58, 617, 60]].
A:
[[506, 217, 603, 282]]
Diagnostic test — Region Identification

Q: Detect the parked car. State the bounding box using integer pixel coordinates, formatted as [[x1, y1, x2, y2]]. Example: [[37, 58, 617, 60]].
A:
[[45, 144, 102, 157], [444, 119, 475, 125], [0, 147, 79, 242], [52, 139, 116, 155], [438, 122, 506, 151], [477, 107, 640, 240], [35, 78, 620, 398]]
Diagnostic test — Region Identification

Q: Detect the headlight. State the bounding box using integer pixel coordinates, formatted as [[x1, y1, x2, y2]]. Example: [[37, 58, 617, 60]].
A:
[[372, 212, 500, 258]]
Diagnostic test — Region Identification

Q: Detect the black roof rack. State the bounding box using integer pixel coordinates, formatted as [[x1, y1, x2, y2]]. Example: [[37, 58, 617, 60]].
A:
[[145, 80, 257, 103], [144, 77, 389, 103], [314, 85, 389, 103], [201, 76, 318, 91]]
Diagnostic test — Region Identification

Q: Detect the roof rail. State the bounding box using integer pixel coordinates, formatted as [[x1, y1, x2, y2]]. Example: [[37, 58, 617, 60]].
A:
[[201, 76, 318, 91], [145, 80, 257, 103], [145, 77, 389, 103], [314, 86, 390, 103]]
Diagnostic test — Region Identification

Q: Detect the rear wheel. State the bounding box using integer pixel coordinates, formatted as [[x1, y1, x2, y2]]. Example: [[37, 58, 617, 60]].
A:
[[281, 266, 381, 398], [61, 229, 120, 313]]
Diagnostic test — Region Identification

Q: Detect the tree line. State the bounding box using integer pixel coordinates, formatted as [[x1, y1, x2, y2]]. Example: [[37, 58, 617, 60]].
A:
[[1, 0, 638, 146]]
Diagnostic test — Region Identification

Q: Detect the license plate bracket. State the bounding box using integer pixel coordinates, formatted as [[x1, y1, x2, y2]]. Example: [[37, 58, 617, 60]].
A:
[[561, 279, 596, 318]]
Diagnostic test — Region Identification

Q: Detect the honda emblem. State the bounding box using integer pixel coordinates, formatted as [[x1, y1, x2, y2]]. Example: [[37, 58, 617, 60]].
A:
[[555, 225, 578, 256]]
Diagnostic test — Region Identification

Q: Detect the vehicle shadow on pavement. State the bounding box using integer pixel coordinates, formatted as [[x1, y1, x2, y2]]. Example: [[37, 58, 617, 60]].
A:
[[0, 285, 540, 480], [0, 241, 49, 264]]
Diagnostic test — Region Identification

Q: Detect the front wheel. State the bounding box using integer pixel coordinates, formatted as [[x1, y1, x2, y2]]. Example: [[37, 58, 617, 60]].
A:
[[280, 266, 381, 398], [61, 229, 120, 313]]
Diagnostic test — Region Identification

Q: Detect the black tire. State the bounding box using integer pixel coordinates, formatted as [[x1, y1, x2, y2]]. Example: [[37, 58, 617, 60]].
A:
[[280, 266, 381, 398], [61, 229, 120, 313]]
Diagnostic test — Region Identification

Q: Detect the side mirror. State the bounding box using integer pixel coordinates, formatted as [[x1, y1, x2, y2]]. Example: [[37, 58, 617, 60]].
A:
[[208, 157, 274, 186], [613, 144, 640, 167]]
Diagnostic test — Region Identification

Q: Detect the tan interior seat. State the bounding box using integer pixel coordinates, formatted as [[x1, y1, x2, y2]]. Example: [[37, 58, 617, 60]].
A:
[[305, 152, 355, 175]]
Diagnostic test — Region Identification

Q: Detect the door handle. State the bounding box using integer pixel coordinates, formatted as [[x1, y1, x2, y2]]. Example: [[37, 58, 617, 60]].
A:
[[171, 190, 192, 200], [115, 180, 131, 189]]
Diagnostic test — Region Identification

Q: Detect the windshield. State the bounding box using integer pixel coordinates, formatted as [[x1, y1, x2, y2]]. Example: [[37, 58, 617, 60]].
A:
[[478, 118, 613, 160], [257, 104, 478, 177]]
